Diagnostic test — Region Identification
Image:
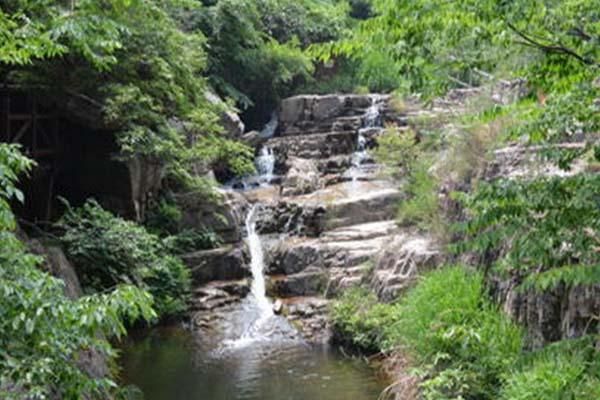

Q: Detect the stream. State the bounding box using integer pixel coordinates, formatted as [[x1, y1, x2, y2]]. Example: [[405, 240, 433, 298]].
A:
[[119, 97, 390, 399], [119, 203, 387, 399], [120, 327, 386, 400]]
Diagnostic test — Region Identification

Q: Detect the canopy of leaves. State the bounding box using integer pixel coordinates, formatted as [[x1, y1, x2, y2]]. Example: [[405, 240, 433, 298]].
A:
[[1, 0, 255, 188]]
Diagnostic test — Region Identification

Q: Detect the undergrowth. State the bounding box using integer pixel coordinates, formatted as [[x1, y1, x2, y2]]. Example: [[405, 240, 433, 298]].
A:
[[331, 266, 600, 399], [57, 200, 191, 319]]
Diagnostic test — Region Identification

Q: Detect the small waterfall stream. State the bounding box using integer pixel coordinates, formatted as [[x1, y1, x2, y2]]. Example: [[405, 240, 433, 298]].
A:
[[254, 147, 275, 186], [239, 204, 274, 340], [120, 97, 389, 400], [348, 95, 385, 182]]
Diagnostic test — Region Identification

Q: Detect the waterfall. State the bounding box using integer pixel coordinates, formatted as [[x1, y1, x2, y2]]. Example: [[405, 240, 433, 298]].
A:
[[245, 204, 273, 317], [260, 112, 279, 139], [255, 146, 275, 185], [348, 95, 384, 182]]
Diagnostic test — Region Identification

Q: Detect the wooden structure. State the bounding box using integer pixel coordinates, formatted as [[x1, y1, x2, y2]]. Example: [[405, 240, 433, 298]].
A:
[[1, 86, 60, 157], [1, 86, 61, 221]]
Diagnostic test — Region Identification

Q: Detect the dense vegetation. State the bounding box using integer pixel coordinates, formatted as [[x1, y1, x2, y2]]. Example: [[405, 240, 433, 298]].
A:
[[0, 144, 155, 398], [2, 0, 600, 398], [327, 0, 600, 398], [332, 267, 600, 399]]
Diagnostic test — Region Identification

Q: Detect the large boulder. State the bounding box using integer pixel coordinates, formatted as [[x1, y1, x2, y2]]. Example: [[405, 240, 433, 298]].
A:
[[278, 94, 393, 136], [281, 157, 322, 196], [181, 245, 249, 285], [205, 91, 245, 137], [255, 201, 325, 237], [177, 188, 248, 244]]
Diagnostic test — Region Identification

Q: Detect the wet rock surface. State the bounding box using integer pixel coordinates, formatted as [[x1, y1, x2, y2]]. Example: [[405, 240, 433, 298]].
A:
[[188, 94, 428, 344]]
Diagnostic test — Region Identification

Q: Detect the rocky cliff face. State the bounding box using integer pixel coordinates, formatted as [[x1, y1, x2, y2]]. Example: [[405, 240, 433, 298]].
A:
[[187, 94, 444, 343], [187, 87, 599, 350]]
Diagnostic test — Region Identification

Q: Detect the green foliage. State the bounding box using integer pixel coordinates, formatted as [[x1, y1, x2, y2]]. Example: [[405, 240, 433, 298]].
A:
[[457, 174, 600, 291], [388, 267, 523, 399], [0, 144, 34, 230], [501, 339, 600, 400], [0, 145, 155, 399], [1, 0, 255, 189], [331, 267, 525, 399], [330, 287, 399, 353], [145, 197, 222, 253], [163, 228, 222, 255], [374, 126, 420, 178], [177, 0, 350, 126], [57, 200, 191, 318], [396, 158, 444, 236], [311, 0, 510, 94]]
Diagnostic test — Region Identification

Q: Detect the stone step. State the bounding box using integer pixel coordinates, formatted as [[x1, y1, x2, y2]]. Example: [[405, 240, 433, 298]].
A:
[[327, 266, 369, 296], [322, 220, 398, 242], [288, 181, 402, 230], [189, 295, 239, 312], [267, 131, 357, 161], [279, 296, 331, 343], [269, 267, 328, 298], [189, 279, 249, 312], [192, 279, 250, 297]]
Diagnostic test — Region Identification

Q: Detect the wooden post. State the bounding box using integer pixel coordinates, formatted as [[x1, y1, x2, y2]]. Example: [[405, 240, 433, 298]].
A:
[[31, 93, 38, 155], [2, 93, 10, 141]]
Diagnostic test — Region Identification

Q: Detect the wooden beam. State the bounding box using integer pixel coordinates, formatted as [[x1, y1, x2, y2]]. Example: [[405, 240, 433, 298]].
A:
[[12, 120, 31, 143], [2, 96, 9, 140]]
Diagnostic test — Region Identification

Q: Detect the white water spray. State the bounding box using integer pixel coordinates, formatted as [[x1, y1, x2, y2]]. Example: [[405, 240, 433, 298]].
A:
[[349, 95, 384, 181], [245, 204, 273, 319], [255, 146, 275, 185]]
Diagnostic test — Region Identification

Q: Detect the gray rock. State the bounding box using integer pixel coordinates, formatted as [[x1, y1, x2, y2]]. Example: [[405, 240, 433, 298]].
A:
[[177, 188, 248, 244], [280, 96, 307, 125], [28, 240, 83, 300], [491, 278, 600, 348], [312, 95, 344, 120], [270, 266, 328, 297], [205, 91, 245, 137], [181, 245, 249, 285], [281, 157, 322, 196], [371, 233, 443, 301]]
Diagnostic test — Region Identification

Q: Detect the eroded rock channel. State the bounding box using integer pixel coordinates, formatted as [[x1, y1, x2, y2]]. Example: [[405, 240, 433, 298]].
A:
[[121, 94, 410, 399], [186, 94, 408, 345]]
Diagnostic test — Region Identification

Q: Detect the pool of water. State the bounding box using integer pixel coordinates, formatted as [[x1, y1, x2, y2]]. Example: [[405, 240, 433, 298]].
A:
[[119, 327, 386, 400]]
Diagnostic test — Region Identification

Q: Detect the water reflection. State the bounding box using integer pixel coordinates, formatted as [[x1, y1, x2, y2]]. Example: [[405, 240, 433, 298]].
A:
[[120, 327, 385, 400]]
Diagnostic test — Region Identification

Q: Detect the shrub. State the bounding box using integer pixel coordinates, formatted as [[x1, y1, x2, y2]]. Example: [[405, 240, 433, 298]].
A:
[[145, 197, 222, 254], [330, 287, 399, 353], [0, 145, 155, 398], [57, 200, 191, 318], [384, 266, 524, 399], [396, 158, 445, 237], [373, 125, 420, 179], [501, 340, 600, 400]]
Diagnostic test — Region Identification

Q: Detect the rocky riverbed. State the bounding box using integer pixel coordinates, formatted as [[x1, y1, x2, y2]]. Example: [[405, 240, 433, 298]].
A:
[[183, 94, 442, 344]]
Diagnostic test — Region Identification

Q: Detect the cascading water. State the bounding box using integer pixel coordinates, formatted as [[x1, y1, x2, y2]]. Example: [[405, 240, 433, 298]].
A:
[[255, 147, 275, 186], [225, 113, 278, 190], [259, 112, 279, 139], [348, 95, 385, 182], [245, 204, 273, 319]]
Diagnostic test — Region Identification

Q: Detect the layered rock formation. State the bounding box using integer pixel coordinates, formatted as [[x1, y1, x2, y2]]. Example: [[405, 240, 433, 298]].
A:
[[187, 94, 443, 343]]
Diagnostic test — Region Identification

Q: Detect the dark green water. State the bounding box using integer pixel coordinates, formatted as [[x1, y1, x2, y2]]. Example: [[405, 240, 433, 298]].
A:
[[120, 327, 386, 400]]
